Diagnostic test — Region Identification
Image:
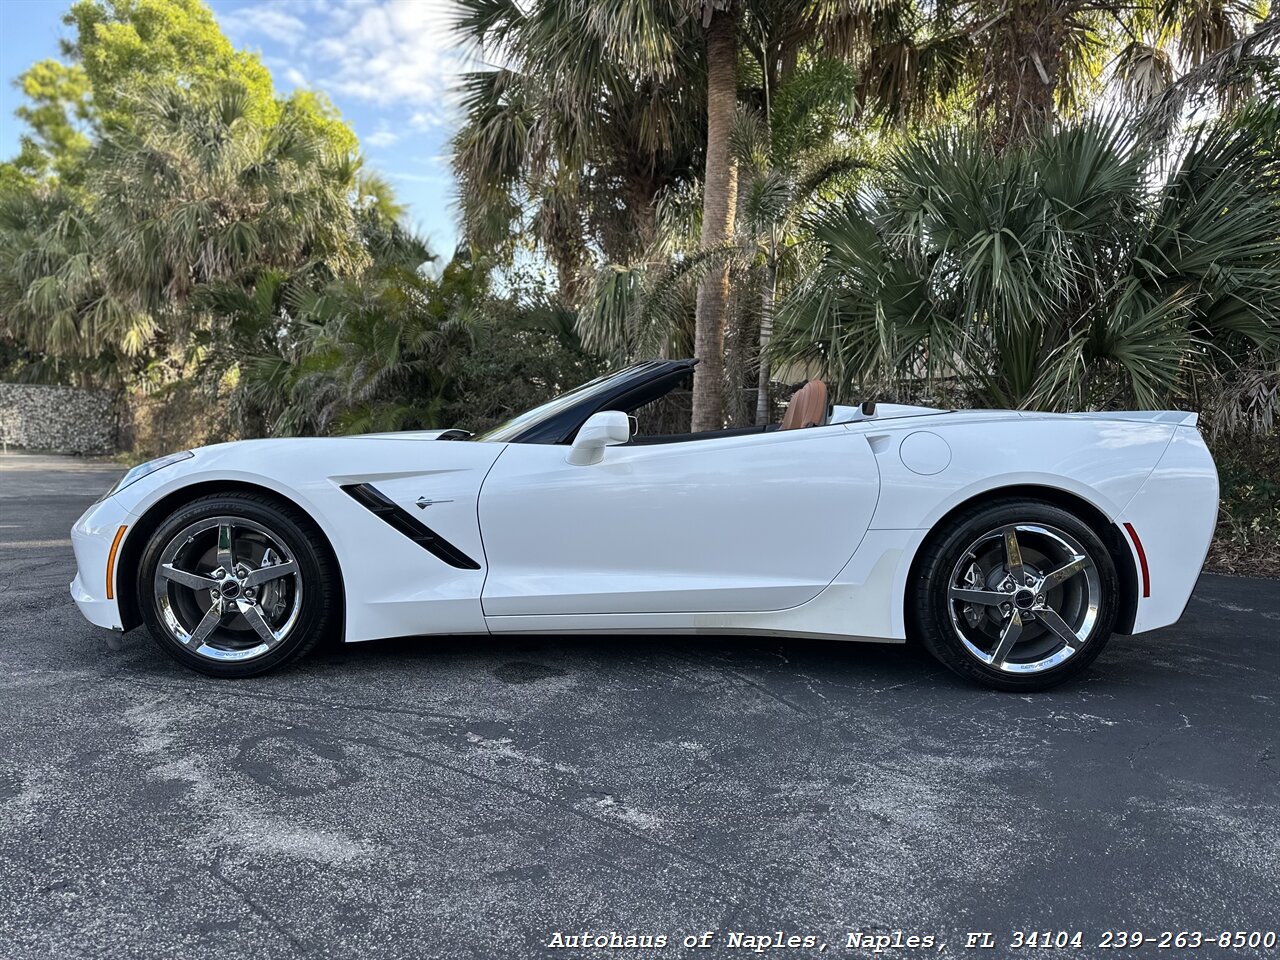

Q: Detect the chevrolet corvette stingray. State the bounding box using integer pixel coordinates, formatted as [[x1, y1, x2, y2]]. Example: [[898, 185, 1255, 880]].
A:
[[70, 359, 1218, 690]]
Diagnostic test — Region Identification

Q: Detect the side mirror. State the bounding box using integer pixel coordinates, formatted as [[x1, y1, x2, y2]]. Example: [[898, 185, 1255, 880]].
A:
[[568, 411, 632, 465]]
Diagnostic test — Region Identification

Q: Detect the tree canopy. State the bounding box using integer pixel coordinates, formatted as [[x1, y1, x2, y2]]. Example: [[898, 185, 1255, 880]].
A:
[[3, 0, 355, 189], [2, 0, 1278, 444]]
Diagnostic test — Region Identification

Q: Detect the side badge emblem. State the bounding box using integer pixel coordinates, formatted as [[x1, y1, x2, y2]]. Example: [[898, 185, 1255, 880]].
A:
[[416, 497, 454, 510]]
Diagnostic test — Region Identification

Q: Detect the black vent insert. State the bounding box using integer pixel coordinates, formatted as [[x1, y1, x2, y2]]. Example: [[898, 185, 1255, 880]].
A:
[[342, 483, 482, 570]]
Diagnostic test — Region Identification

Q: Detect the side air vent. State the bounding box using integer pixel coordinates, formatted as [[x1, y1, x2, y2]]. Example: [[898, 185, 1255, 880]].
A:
[[341, 483, 481, 570]]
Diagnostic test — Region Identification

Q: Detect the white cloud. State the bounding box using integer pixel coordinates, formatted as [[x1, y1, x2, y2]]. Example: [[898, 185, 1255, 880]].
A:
[[219, 0, 479, 130], [220, 5, 307, 47], [409, 107, 451, 130], [314, 0, 477, 124], [366, 129, 401, 147], [388, 171, 452, 185]]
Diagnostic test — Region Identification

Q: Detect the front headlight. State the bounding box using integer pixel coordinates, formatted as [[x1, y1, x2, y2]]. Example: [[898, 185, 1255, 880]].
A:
[[101, 451, 194, 500]]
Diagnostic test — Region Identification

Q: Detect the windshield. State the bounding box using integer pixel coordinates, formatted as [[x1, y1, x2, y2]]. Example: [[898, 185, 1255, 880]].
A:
[[473, 365, 643, 443]]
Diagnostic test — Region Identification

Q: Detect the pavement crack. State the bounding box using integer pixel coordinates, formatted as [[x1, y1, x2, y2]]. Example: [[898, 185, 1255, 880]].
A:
[[208, 861, 315, 955], [119, 675, 473, 726], [673, 651, 816, 719], [325, 727, 771, 896]]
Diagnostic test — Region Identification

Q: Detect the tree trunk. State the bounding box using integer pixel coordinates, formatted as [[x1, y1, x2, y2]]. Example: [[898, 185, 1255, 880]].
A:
[[723, 265, 752, 426], [540, 179, 586, 306], [549, 212, 586, 307], [623, 168, 659, 258], [555, 258, 582, 307], [755, 47, 777, 428], [755, 251, 776, 425], [978, 0, 1068, 147], [691, 4, 739, 433]]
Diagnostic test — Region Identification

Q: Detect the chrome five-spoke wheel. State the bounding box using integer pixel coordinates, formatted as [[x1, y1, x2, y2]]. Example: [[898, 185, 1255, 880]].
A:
[[139, 492, 337, 677], [915, 499, 1119, 691], [153, 516, 303, 662], [947, 523, 1100, 674]]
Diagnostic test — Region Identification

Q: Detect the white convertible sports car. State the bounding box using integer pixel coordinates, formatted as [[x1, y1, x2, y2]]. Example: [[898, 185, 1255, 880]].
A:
[[70, 359, 1218, 690]]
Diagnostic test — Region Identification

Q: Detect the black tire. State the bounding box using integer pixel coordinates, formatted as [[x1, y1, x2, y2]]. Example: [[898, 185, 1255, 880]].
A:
[[137, 492, 339, 678], [911, 498, 1119, 692]]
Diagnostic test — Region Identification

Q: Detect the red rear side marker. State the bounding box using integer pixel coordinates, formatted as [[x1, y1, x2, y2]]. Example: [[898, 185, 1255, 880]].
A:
[[1123, 522, 1151, 598]]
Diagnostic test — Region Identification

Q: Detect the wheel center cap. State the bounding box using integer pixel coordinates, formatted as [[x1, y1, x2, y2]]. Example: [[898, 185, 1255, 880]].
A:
[[220, 579, 242, 600], [1014, 587, 1036, 610]]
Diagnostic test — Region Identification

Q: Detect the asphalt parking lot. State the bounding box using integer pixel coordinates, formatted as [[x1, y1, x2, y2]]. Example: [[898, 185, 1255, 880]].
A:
[[1, 452, 1277, 960]]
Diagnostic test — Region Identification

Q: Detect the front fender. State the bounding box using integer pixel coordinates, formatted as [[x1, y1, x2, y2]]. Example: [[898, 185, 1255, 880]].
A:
[[103, 436, 504, 643]]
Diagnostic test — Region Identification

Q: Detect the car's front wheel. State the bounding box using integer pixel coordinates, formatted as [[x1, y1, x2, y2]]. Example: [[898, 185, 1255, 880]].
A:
[[912, 499, 1119, 691], [137, 492, 339, 678]]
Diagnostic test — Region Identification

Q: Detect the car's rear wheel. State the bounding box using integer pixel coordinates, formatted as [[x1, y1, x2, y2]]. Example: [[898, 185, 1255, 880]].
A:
[[137, 493, 338, 678], [912, 499, 1118, 691]]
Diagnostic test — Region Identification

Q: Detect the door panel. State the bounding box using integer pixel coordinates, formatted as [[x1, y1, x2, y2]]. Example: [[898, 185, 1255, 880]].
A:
[[477, 427, 881, 616]]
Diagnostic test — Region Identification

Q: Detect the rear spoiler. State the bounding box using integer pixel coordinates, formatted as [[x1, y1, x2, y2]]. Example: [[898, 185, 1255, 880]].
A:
[[1024, 411, 1200, 427]]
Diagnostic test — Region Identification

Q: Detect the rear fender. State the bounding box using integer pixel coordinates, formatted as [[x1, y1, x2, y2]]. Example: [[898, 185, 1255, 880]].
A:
[[865, 417, 1176, 531], [1117, 425, 1219, 634]]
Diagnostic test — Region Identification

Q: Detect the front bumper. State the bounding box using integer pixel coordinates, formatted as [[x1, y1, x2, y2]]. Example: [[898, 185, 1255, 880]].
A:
[[69, 496, 136, 631]]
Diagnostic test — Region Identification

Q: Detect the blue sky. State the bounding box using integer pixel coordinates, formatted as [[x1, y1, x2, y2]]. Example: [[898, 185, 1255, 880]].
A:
[[0, 0, 477, 254]]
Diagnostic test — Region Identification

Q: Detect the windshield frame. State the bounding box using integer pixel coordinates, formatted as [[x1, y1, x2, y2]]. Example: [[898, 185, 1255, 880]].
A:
[[473, 359, 698, 445]]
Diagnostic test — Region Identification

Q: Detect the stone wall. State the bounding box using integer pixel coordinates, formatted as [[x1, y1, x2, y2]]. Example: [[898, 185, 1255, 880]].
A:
[[121, 382, 234, 459], [0, 383, 119, 455]]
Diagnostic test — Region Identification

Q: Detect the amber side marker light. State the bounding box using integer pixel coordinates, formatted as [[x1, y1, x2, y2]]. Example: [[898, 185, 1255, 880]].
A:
[[105, 525, 128, 600]]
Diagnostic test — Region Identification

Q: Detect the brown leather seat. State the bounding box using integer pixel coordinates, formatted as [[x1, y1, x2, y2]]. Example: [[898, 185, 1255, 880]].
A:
[[779, 379, 829, 430]]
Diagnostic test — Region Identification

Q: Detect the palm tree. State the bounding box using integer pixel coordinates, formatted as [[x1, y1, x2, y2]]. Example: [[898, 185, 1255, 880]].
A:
[[685, 0, 890, 428], [771, 106, 1280, 412], [0, 183, 110, 377], [839, 0, 1271, 144], [0, 81, 370, 386], [731, 56, 866, 423], [455, 0, 868, 430], [577, 54, 871, 424], [965, 0, 1272, 143], [93, 85, 367, 314], [1138, 11, 1280, 136], [692, 0, 741, 429], [452, 0, 705, 292]]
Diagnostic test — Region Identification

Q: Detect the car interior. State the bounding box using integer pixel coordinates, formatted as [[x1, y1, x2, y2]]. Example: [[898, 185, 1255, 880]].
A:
[[623, 374, 833, 446], [467, 358, 848, 446]]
